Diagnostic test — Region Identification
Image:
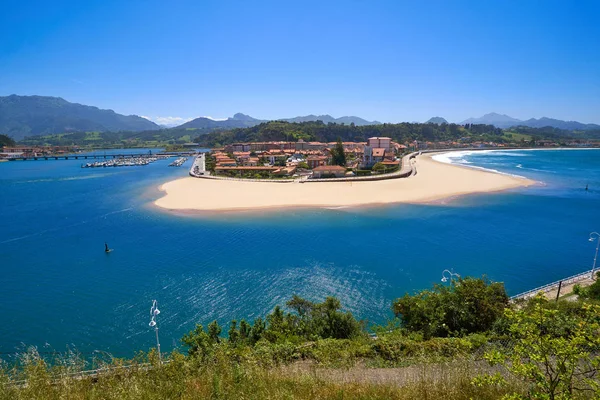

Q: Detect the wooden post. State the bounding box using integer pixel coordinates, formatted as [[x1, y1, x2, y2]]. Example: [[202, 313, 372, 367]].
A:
[[555, 280, 563, 302]]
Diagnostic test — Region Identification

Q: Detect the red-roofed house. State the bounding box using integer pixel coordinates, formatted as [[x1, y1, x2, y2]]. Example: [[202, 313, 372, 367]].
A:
[[306, 156, 328, 169], [311, 165, 347, 178]]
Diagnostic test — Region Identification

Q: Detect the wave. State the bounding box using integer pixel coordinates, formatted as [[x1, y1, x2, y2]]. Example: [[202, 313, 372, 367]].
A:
[[16, 173, 117, 184], [0, 207, 134, 245], [432, 151, 527, 179]]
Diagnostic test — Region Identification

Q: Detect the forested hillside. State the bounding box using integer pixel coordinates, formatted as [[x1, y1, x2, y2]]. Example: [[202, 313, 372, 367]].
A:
[[0, 134, 15, 147], [0, 95, 159, 140], [194, 121, 506, 147]]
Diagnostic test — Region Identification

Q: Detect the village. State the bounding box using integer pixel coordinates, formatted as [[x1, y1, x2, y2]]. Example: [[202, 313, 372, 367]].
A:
[[205, 137, 409, 179]]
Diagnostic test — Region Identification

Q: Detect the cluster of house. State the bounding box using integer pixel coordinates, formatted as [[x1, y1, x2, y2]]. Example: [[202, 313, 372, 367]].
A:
[[211, 137, 405, 178], [0, 145, 79, 159]]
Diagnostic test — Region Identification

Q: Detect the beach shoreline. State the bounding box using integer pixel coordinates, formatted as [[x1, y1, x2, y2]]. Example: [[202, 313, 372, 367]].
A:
[[153, 152, 537, 213]]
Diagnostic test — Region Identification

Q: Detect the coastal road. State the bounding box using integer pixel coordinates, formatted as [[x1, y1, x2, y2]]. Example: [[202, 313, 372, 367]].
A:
[[191, 153, 207, 176]]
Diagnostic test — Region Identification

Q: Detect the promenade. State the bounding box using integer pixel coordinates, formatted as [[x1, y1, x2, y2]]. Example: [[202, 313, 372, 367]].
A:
[[510, 269, 596, 301]]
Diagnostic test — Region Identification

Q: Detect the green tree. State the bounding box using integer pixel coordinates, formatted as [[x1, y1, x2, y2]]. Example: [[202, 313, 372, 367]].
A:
[[228, 320, 239, 344], [372, 162, 386, 172], [181, 324, 213, 356], [329, 138, 347, 167], [573, 272, 600, 300], [266, 295, 362, 341], [476, 296, 600, 399], [0, 134, 15, 147], [239, 319, 251, 342], [207, 320, 222, 343], [250, 317, 266, 344], [392, 277, 509, 338]]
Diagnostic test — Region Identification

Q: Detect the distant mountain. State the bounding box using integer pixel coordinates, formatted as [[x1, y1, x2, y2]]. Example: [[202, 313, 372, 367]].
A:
[[461, 112, 522, 128], [0, 95, 159, 140], [283, 114, 380, 126], [426, 117, 448, 124], [460, 112, 600, 130], [519, 117, 600, 131], [177, 113, 266, 130], [176, 113, 380, 130]]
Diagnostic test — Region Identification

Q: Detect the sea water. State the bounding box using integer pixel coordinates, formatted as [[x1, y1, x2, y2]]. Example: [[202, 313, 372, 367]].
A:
[[1, 148, 599, 359]]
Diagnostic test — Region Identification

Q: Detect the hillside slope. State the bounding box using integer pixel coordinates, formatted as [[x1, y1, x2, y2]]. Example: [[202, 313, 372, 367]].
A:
[[0, 95, 159, 140]]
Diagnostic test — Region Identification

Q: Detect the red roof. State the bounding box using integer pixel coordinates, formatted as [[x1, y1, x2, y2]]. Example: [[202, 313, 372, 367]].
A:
[[372, 148, 385, 157], [215, 166, 277, 171], [312, 165, 346, 172]]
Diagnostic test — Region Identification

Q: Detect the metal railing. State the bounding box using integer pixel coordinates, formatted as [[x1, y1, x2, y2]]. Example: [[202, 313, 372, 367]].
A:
[[510, 269, 594, 300]]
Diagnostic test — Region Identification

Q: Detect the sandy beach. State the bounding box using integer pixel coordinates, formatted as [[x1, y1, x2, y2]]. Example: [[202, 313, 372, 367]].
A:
[[154, 154, 536, 212]]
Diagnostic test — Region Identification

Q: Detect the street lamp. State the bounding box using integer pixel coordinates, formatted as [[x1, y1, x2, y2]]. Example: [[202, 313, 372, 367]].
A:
[[149, 300, 162, 364], [441, 269, 460, 283], [588, 232, 600, 279]]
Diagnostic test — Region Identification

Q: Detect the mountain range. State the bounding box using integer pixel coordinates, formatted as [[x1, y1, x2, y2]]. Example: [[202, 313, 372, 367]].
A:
[[460, 112, 600, 130], [0, 95, 159, 140], [178, 113, 381, 130], [2, 95, 599, 141]]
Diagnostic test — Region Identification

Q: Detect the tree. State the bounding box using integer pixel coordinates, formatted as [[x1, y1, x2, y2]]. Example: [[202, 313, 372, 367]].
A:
[[476, 296, 600, 399], [372, 162, 386, 172], [250, 317, 266, 344], [392, 277, 509, 338], [297, 161, 309, 169], [181, 324, 213, 356], [0, 134, 15, 147], [573, 272, 600, 300], [329, 138, 347, 167], [228, 320, 239, 344], [207, 320, 222, 343], [265, 295, 362, 341], [239, 319, 251, 342]]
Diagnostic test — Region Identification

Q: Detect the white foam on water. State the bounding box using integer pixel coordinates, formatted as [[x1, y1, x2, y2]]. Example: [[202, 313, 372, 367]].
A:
[[431, 150, 527, 179]]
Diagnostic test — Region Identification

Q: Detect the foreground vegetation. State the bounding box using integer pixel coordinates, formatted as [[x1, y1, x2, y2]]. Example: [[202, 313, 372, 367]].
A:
[[2, 277, 599, 399]]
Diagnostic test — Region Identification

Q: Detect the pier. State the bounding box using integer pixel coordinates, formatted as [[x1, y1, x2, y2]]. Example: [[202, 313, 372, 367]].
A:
[[168, 157, 188, 167]]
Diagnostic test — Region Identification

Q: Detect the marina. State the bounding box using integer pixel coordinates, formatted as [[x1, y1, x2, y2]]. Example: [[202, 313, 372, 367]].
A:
[[81, 156, 159, 168], [168, 157, 188, 167]]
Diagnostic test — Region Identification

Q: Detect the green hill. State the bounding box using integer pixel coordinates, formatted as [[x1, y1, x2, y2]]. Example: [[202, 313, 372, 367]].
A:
[[425, 116, 448, 124], [0, 134, 15, 147], [0, 95, 159, 140]]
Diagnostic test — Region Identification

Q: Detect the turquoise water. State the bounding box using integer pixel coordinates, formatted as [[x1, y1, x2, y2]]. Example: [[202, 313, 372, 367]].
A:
[[1, 148, 599, 359]]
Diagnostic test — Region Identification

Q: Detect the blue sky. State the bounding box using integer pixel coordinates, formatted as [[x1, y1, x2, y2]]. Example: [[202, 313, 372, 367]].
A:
[[1, 0, 599, 124]]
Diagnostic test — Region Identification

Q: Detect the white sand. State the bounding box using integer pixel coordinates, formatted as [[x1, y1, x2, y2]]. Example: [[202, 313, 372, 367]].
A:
[[153, 155, 536, 212]]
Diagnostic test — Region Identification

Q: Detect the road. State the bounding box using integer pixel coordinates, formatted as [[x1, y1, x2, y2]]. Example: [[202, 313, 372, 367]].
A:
[[190, 153, 207, 176]]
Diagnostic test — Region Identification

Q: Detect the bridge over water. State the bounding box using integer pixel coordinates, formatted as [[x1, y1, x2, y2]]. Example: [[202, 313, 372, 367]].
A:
[[4, 151, 199, 161]]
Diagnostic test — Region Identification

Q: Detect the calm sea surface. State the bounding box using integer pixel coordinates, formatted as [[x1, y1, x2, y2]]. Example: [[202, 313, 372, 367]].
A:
[[1, 148, 599, 359]]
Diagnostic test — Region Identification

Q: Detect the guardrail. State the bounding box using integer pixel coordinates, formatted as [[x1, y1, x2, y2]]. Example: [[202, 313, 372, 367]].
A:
[[510, 269, 594, 300]]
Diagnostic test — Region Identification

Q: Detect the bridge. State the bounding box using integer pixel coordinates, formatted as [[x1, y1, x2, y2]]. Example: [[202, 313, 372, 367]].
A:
[[3, 151, 199, 161]]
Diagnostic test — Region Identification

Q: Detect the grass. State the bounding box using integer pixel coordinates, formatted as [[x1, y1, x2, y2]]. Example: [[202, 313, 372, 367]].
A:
[[503, 131, 532, 142], [0, 351, 530, 400]]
